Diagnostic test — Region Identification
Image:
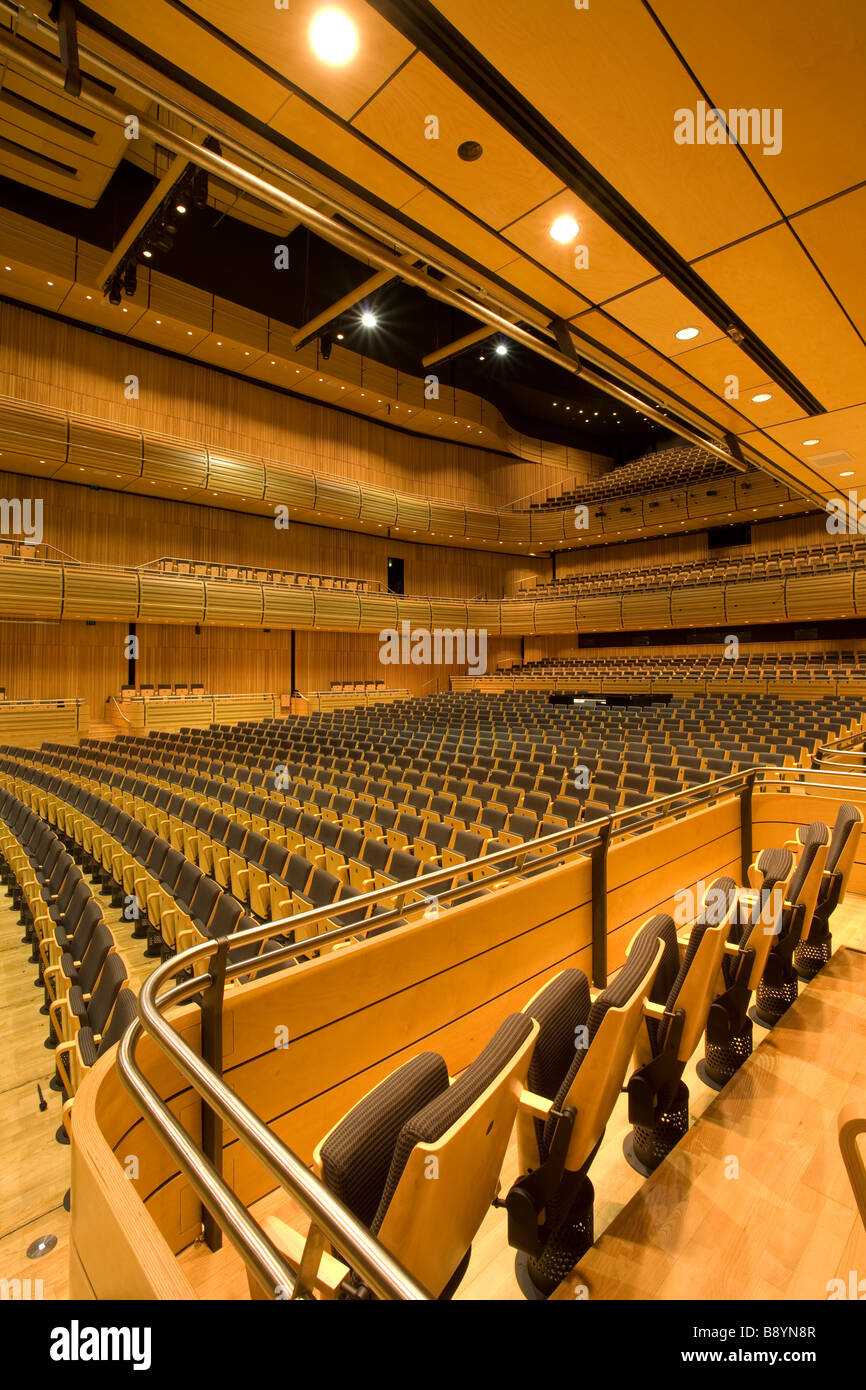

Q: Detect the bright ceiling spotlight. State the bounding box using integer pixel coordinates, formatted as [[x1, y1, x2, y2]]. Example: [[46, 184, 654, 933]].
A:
[[802, 438, 820, 446], [175, 202, 187, 214], [675, 326, 700, 340], [550, 214, 579, 243], [751, 392, 772, 402], [310, 9, 359, 65], [495, 343, 508, 356], [360, 310, 377, 328]]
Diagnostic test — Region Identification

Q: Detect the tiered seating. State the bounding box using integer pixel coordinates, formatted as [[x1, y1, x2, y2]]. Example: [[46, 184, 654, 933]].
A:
[[531, 445, 738, 511], [489, 651, 866, 686], [0, 788, 137, 1142], [528, 536, 866, 599], [148, 556, 377, 592]]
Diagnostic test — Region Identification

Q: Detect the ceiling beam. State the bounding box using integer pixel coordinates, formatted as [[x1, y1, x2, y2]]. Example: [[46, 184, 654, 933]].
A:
[[421, 326, 497, 370], [96, 154, 190, 291], [289, 267, 397, 350]]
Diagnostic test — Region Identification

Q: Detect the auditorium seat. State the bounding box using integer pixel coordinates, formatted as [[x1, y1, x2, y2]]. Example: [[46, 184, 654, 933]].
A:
[[504, 912, 670, 1296], [623, 881, 737, 1174], [249, 1013, 538, 1299]]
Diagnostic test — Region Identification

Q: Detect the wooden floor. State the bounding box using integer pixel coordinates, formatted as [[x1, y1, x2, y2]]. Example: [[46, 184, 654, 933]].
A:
[[2, 885, 865, 1302], [0, 876, 155, 1300], [554, 946, 866, 1301]]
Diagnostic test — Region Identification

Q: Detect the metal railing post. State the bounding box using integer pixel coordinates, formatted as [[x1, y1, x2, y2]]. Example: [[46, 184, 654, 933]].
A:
[[591, 819, 611, 988], [200, 938, 228, 1251], [740, 769, 755, 883]]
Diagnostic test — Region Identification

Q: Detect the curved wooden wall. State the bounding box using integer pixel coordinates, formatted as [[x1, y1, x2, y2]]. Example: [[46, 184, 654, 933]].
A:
[[0, 396, 801, 550], [0, 556, 861, 636]]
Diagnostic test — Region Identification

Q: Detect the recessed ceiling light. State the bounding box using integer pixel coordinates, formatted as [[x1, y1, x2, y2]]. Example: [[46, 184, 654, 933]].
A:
[[47, 280, 54, 286], [751, 392, 772, 403], [841, 471, 854, 478], [550, 215, 580, 243], [85, 294, 92, 300], [802, 438, 820, 446], [675, 327, 700, 341], [310, 8, 358, 65], [336, 333, 344, 340], [155, 319, 161, 324], [495, 343, 508, 356], [175, 203, 187, 215], [361, 311, 377, 328], [3, 265, 10, 271]]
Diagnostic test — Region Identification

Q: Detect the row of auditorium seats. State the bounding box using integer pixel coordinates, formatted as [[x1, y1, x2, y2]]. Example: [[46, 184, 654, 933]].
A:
[[0, 788, 138, 1144], [151, 556, 375, 592], [498, 651, 866, 682], [249, 800, 861, 1299], [70, 689, 863, 829], [120, 684, 206, 699], [532, 444, 738, 511], [529, 536, 866, 599], [329, 680, 387, 692]]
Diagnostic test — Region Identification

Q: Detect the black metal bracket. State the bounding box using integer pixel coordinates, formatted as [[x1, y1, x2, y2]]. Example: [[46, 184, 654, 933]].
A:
[[627, 1008, 686, 1125], [740, 770, 755, 883], [200, 938, 228, 1251], [55, 0, 82, 98], [505, 1105, 577, 1256], [590, 820, 611, 988]]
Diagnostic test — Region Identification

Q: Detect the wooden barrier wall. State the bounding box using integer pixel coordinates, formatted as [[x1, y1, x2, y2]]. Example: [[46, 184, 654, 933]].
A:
[[0, 698, 87, 747], [70, 795, 746, 1298], [0, 390, 800, 550], [1, 556, 861, 641]]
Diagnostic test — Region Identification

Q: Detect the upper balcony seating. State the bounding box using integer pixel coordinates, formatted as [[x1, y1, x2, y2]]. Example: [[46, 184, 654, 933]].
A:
[[531, 444, 736, 511]]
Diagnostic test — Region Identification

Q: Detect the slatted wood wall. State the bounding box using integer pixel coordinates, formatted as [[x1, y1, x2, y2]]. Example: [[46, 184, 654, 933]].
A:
[[0, 302, 600, 510]]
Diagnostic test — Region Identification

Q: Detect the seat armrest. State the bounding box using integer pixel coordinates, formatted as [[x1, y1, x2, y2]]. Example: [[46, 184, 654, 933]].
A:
[[518, 1089, 554, 1122]]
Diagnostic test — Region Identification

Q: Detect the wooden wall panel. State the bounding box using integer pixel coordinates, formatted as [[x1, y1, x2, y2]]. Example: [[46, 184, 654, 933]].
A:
[[0, 620, 127, 712], [0, 618, 523, 710], [0, 302, 601, 510], [0, 469, 543, 598]]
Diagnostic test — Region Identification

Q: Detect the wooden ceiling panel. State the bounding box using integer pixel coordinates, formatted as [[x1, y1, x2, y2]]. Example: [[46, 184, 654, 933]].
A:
[[504, 189, 659, 307], [269, 97, 422, 211], [430, 0, 779, 259], [353, 52, 563, 230], [397, 187, 532, 276], [491, 256, 591, 321], [651, 0, 866, 214], [88, 0, 291, 121], [189, 0, 413, 122], [603, 276, 727, 358], [791, 186, 866, 342], [696, 224, 866, 411]]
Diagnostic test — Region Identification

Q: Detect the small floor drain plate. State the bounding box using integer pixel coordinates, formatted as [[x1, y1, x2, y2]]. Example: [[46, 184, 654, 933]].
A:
[[27, 1234, 57, 1260]]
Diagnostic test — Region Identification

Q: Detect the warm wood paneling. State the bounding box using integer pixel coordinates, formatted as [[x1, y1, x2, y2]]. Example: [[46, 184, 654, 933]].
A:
[[0, 468, 542, 597], [0, 302, 597, 510]]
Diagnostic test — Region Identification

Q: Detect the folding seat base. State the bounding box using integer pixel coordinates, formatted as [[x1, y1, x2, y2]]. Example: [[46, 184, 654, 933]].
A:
[[624, 1080, 690, 1176], [698, 1018, 753, 1091], [752, 969, 798, 1028], [793, 930, 831, 982], [514, 1175, 595, 1300]]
